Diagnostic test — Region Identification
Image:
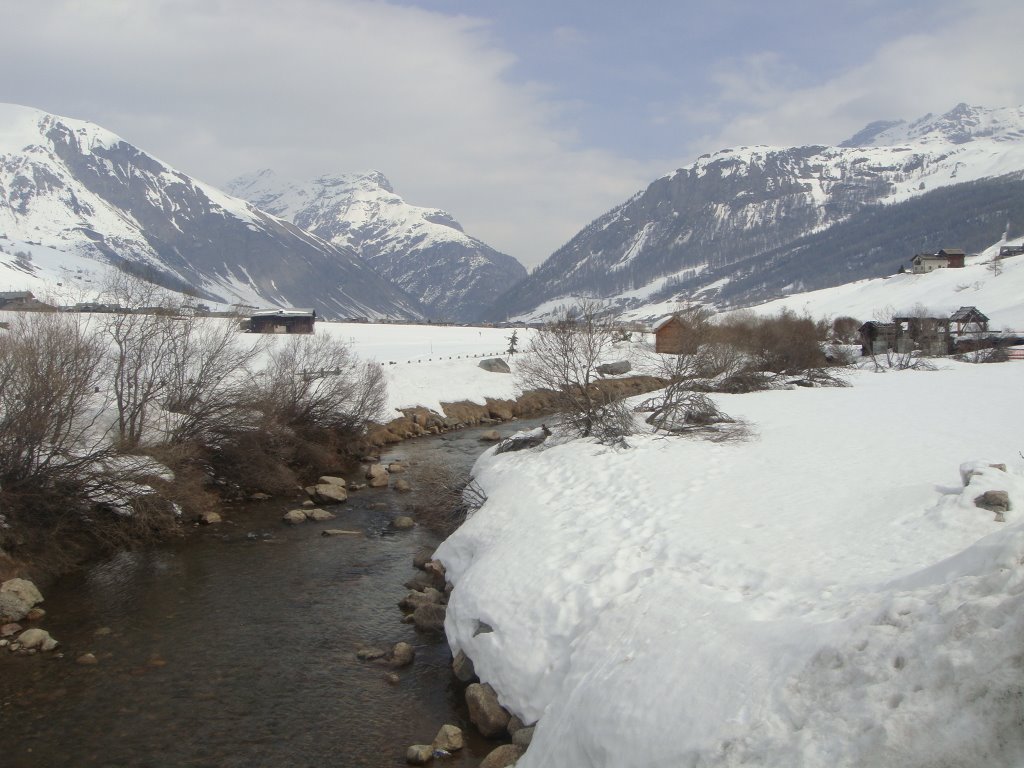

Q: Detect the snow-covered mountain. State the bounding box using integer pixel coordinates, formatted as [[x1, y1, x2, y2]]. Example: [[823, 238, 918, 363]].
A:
[[0, 104, 423, 319], [226, 170, 526, 322], [491, 103, 1024, 320]]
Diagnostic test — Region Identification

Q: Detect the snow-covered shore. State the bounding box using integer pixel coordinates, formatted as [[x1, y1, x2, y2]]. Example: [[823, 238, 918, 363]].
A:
[[435, 360, 1024, 767]]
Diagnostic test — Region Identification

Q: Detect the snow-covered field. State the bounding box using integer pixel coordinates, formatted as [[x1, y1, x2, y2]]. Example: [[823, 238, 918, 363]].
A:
[[436, 360, 1024, 767], [301, 321, 528, 415]]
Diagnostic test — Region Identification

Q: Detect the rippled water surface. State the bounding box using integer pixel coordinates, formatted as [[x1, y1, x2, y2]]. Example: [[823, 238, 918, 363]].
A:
[[0, 421, 539, 767]]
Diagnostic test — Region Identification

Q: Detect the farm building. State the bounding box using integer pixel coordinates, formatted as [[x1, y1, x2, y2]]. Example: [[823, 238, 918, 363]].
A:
[[860, 307, 1000, 356], [910, 248, 966, 273], [857, 321, 901, 356], [0, 290, 45, 310], [247, 308, 317, 334], [949, 306, 989, 336], [653, 314, 694, 354]]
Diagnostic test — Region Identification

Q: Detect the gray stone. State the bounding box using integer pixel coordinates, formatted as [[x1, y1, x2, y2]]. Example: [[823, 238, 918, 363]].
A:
[[321, 529, 362, 537], [393, 516, 416, 530], [452, 650, 477, 684], [282, 509, 307, 525], [479, 429, 501, 442], [412, 603, 447, 633], [433, 724, 464, 752], [975, 490, 1011, 513], [366, 463, 389, 481], [77, 653, 99, 665], [0, 579, 43, 622], [394, 478, 412, 493], [357, 647, 387, 661], [595, 360, 631, 375], [390, 641, 415, 668], [506, 715, 525, 735], [466, 683, 511, 737], [387, 462, 407, 474], [306, 508, 337, 522], [413, 547, 435, 571], [318, 475, 347, 487], [512, 726, 535, 748], [1, 623, 21, 638], [399, 588, 445, 612], [249, 492, 272, 501], [478, 744, 524, 768], [311, 483, 348, 505], [198, 511, 222, 525], [478, 358, 511, 374], [18, 628, 55, 651], [406, 744, 433, 765]]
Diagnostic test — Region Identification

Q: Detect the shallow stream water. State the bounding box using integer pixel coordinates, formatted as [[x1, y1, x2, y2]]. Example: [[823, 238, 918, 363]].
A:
[[0, 420, 540, 768]]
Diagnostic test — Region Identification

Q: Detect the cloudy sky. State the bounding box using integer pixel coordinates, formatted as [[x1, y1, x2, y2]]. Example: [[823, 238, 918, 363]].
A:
[[4, 0, 1024, 267]]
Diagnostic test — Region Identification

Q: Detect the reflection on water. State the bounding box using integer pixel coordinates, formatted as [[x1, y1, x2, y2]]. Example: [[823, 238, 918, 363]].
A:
[[0, 421, 538, 767]]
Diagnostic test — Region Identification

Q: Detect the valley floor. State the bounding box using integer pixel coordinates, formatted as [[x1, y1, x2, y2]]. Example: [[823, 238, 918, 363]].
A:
[[435, 359, 1024, 767]]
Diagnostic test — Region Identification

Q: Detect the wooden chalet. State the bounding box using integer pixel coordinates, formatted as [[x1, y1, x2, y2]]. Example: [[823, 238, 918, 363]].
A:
[[936, 248, 966, 268], [999, 245, 1024, 259], [653, 314, 691, 354], [247, 308, 317, 334]]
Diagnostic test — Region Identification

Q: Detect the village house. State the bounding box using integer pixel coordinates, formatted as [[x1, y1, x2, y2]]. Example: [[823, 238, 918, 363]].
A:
[[910, 247, 965, 274], [999, 245, 1024, 259], [0, 290, 44, 310], [246, 308, 317, 334]]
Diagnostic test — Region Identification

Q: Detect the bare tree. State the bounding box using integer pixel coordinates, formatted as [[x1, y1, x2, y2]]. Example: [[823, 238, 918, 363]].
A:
[[0, 312, 111, 494], [159, 314, 267, 446], [97, 272, 179, 448], [252, 334, 387, 435], [517, 300, 630, 440]]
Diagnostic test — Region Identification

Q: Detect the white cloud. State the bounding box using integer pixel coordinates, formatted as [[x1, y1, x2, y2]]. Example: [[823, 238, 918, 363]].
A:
[[684, 0, 1024, 154], [2, 0, 653, 267]]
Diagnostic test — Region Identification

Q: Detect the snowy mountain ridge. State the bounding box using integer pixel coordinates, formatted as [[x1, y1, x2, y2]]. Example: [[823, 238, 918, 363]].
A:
[[227, 169, 526, 322], [0, 103, 424, 318], [491, 103, 1024, 321]]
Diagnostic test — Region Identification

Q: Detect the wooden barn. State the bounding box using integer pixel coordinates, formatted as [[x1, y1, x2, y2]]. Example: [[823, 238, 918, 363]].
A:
[[936, 248, 966, 268], [857, 321, 900, 356], [653, 314, 690, 354], [247, 308, 317, 334]]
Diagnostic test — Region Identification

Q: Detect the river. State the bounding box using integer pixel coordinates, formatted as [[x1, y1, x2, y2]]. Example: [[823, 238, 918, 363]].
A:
[[0, 420, 540, 767]]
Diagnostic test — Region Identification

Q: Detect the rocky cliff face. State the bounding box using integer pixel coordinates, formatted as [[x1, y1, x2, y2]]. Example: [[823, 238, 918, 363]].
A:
[[489, 104, 1024, 320], [0, 104, 423, 319], [227, 170, 526, 322]]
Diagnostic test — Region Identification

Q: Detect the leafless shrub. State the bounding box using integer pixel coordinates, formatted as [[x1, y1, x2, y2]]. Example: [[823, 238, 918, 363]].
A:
[[402, 459, 488, 536], [517, 300, 634, 443], [0, 312, 112, 500], [159, 314, 267, 446], [252, 334, 386, 437]]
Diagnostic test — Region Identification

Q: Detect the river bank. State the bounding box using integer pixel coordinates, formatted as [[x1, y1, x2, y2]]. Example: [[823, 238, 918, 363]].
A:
[[365, 375, 666, 448], [1, 419, 555, 767]]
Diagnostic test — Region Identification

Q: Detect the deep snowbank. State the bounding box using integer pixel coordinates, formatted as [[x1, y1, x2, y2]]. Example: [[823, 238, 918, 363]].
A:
[[435, 360, 1024, 767]]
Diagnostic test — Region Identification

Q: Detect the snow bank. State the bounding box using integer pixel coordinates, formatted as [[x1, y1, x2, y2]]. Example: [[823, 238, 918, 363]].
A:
[[435, 360, 1024, 767]]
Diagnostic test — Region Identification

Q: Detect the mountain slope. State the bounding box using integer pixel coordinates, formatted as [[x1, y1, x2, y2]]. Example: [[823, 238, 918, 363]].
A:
[[0, 104, 423, 319], [227, 170, 526, 322], [491, 104, 1024, 320]]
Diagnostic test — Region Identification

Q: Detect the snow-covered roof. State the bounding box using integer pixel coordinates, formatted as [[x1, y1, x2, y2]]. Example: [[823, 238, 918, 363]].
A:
[[251, 308, 316, 318]]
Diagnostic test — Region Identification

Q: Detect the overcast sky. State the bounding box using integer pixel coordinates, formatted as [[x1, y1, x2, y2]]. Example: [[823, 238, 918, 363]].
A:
[[4, 0, 1024, 267]]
